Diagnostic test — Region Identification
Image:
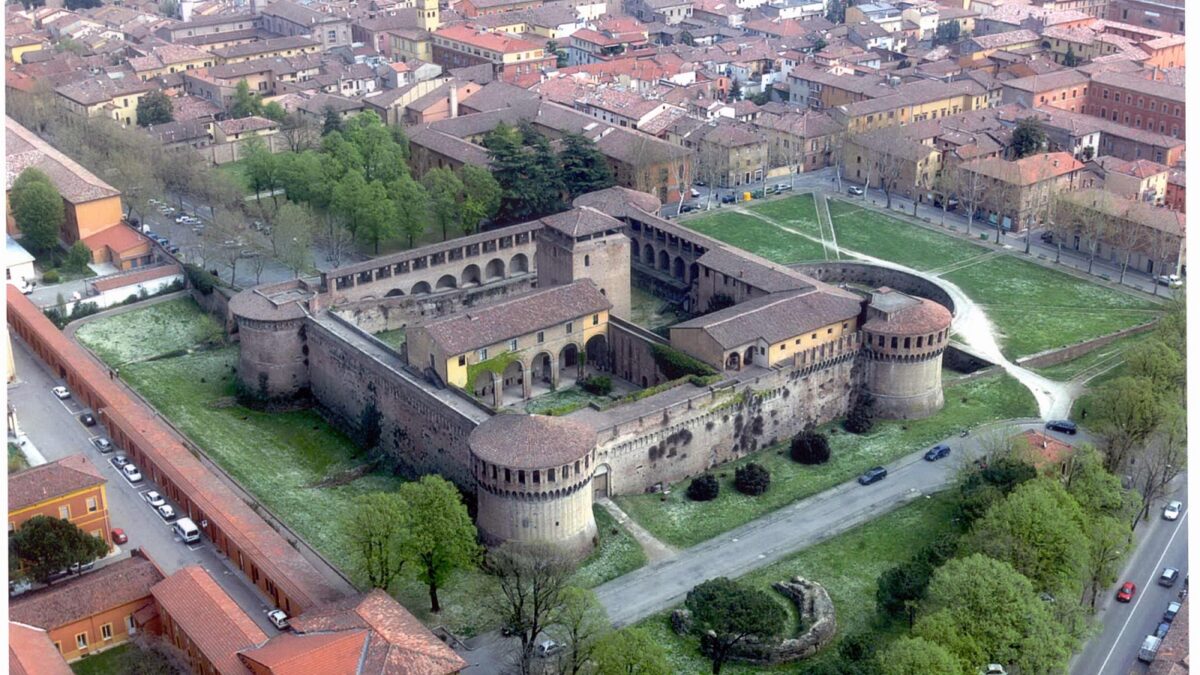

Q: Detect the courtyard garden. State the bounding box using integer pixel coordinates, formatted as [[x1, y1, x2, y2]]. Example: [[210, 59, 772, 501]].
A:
[[373, 327, 407, 350], [682, 210, 827, 264], [630, 285, 690, 335], [614, 373, 1035, 548]]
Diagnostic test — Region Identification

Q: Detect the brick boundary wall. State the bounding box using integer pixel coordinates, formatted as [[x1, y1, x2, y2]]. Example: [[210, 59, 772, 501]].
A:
[[1015, 319, 1160, 369]]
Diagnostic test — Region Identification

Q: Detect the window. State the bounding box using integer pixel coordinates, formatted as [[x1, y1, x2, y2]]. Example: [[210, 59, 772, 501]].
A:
[[76, 633, 88, 650], [477, 348, 488, 360], [327, 30, 337, 41], [566, 321, 574, 334], [537, 331, 545, 344], [59, 505, 70, 519], [827, 327, 833, 334], [891, 337, 898, 348], [458, 355, 466, 366], [592, 314, 599, 325], [101, 624, 113, 640], [584, 254, 590, 266], [86, 497, 97, 513], [508, 339, 518, 352], [842, 323, 848, 329], [518, 470, 526, 484], [811, 333, 817, 339]]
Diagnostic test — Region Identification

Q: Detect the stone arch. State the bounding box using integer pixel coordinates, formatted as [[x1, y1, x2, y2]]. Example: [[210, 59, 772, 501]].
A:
[[585, 334, 610, 372], [726, 351, 741, 370], [643, 243, 656, 266], [593, 463, 610, 497], [462, 264, 481, 287], [510, 253, 529, 275], [436, 274, 457, 290], [385, 288, 405, 297], [411, 281, 432, 295], [689, 262, 700, 283], [658, 250, 670, 272], [485, 258, 506, 281], [531, 351, 555, 386], [673, 256, 686, 281], [559, 343, 581, 386], [502, 360, 524, 405], [744, 346, 755, 366]]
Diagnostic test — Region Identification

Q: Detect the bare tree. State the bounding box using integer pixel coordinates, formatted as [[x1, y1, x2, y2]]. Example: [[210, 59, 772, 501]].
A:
[[695, 142, 726, 209], [1105, 205, 1150, 286], [274, 201, 318, 278], [930, 169, 955, 227], [954, 166, 989, 237], [1147, 226, 1179, 297], [991, 179, 1020, 244], [203, 208, 248, 286], [1131, 406, 1186, 528], [280, 112, 320, 153], [1075, 193, 1117, 276], [673, 151, 693, 216], [866, 135, 909, 210], [552, 587, 610, 675], [316, 214, 356, 269], [484, 543, 576, 675]]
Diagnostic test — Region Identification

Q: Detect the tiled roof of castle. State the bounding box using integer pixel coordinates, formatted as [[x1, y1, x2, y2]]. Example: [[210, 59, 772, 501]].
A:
[[673, 289, 862, 349], [862, 289, 952, 335], [540, 206, 625, 237], [9, 622, 72, 675], [470, 414, 596, 468]]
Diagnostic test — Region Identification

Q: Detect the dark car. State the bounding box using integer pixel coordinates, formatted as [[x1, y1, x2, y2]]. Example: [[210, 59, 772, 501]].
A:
[[858, 466, 888, 485], [1164, 601, 1182, 622], [1045, 419, 1077, 435], [1040, 231, 1055, 243], [79, 413, 97, 427], [721, 194, 736, 204], [1159, 567, 1180, 587], [1156, 622, 1171, 639], [924, 444, 951, 461]]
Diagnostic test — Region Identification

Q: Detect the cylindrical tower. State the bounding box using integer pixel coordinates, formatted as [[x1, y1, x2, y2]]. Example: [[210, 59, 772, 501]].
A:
[[861, 288, 953, 420], [469, 414, 598, 558], [229, 281, 313, 400]]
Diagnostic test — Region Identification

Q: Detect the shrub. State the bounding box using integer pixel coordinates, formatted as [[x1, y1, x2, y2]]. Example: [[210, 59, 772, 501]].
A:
[[686, 473, 720, 501], [42, 269, 60, 284], [184, 263, 218, 295], [843, 395, 875, 434], [734, 462, 770, 495], [63, 241, 91, 273], [650, 343, 717, 380], [580, 375, 612, 395], [790, 431, 830, 464]]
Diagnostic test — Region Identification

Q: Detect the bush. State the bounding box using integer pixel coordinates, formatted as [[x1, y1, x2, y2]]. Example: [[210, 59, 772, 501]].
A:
[[734, 462, 770, 495], [63, 241, 91, 273], [843, 396, 875, 434], [580, 375, 612, 396], [42, 269, 60, 284], [184, 263, 218, 295], [650, 343, 717, 380], [686, 473, 720, 501], [790, 431, 830, 464]]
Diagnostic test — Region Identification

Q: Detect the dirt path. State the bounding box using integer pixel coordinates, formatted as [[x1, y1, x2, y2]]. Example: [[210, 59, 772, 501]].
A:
[[597, 498, 678, 564]]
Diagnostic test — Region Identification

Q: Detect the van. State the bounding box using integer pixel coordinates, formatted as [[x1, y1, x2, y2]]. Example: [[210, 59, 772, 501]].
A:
[[1138, 635, 1162, 663], [173, 517, 201, 544]]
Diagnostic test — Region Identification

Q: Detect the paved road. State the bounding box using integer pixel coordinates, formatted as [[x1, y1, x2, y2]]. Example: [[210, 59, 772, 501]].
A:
[[8, 337, 284, 635], [1071, 477, 1188, 675]]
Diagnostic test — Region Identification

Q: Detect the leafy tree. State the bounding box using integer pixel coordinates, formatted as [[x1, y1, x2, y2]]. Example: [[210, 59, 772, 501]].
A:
[[261, 101, 287, 123], [485, 122, 564, 223], [242, 137, 281, 207], [136, 90, 173, 127], [554, 587, 609, 675], [1124, 338, 1184, 392], [277, 151, 326, 205], [1082, 514, 1130, 609], [1012, 117, 1047, 158], [484, 543, 576, 675], [878, 637, 960, 675], [388, 173, 431, 247], [687, 473, 720, 501], [559, 133, 615, 199], [63, 241, 92, 273], [956, 456, 1037, 524], [592, 626, 671, 675], [460, 165, 502, 235], [345, 492, 409, 592], [322, 105, 344, 136], [10, 515, 108, 584], [546, 39, 569, 68], [844, 394, 875, 434], [790, 431, 830, 464], [273, 201, 316, 277], [1092, 375, 1168, 473], [685, 577, 785, 674], [933, 21, 960, 47], [398, 476, 479, 613], [1063, 47, 1079, 67], [1130, 402, 1186, 527], [332, 169, 393, 246], [20, 0, 47, 9], [876, 559, 933, 619], [825, 0, 845, 23], [1064, 444, 1130, 517], [230, 79, 262, 119], [734, 462, 770, 496], [423, 167, 465, 240], [11, 169, 63, 253], [343, 113, 408, 184], [812, 37, 827, 53]]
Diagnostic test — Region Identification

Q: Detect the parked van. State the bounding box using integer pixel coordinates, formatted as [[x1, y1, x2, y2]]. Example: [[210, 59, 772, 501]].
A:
[[173, 517, 201, 544], [1138, 635, 1162, 663]]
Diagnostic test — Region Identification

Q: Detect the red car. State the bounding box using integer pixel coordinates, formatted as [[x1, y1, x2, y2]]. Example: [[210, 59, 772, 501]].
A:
[[112, 528, 128, 545], [1116, 581, 1136, 602]]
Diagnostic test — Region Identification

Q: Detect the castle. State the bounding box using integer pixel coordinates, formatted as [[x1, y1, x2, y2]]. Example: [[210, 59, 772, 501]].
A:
[[230, 188, 953, 556]]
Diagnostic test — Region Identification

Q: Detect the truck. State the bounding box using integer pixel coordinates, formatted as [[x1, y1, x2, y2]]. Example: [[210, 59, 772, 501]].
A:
[[1138, 635, 1162, 663]]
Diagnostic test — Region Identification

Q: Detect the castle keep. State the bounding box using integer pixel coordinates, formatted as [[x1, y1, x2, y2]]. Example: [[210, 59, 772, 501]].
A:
[[230, 188, 953, 556]]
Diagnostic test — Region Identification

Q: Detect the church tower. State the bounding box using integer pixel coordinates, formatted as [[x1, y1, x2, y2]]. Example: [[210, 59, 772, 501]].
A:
[[417, 0, 439, 31]]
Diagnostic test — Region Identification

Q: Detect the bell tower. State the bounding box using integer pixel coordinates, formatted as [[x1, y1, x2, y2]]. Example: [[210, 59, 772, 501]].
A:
[[418, 0, 439, 31]]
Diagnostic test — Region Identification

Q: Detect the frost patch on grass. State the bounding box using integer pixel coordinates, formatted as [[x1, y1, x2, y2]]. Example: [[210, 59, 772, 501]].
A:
[[76, 298, 223, 366]]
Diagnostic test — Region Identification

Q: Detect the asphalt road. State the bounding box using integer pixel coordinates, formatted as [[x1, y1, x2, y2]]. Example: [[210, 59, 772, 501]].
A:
[[1070, 476, 1188, 675], [8, 337, 284, 635]]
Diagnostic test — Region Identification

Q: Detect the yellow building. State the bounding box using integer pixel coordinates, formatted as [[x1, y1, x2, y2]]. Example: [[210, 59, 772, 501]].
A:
[[128, 44, 215, 81], [834, 79, 993, 134], [7, 35, 45, 64], [54, 78, 155, 127], [210, 35, 322, 65]]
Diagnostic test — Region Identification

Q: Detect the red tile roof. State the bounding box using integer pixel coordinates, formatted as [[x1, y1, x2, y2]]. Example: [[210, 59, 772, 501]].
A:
[[1017, 430, 1074, 472], [151, 567, 269, 675], [238, 630, 368, 675], [9, 454, 105, 512], [9, 622, 73, 675], [10, 553, 164, 631], [81, 223, 149, 255]]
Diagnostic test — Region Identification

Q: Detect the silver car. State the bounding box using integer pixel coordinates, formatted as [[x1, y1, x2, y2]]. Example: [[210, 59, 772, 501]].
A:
[[1163, 501, 1183, 520]]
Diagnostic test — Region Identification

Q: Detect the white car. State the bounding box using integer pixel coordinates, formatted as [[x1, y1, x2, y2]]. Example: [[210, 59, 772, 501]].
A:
[[1163, 501, 1183, 521], [157, 504, 176, 521], [143, 490, 165, 508], [267, 609, 290, 629], [51, 386, 70, 400], [1157, 274, 1183, 288], [122, 464, 143, 483]]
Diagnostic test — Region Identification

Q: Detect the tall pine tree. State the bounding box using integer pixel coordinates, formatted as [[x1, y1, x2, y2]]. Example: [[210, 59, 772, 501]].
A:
[[559, 133, 615, 199]]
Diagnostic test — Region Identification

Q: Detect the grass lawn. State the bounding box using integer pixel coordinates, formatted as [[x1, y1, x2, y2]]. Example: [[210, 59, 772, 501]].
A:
[[1031, 330, 1151, 381], [35, 248, 97, 283], [374, 327, 407, 350], [216, 158, 252, 193], [523, 386, 610, 416], [71, 644, 132, 675], [75, 298, 223, 366], [570, 505, 649, 588], [747, 194, 822, 237], [614, 373, 1035, 548], [826, 200, 989, 272], [636, 494, 959, 673], [9, 442, 30, 473], [630, 285, 690, 335], [682, 211, 827, 264]]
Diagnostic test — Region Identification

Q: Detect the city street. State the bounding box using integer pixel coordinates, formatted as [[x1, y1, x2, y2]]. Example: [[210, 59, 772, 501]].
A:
[[1070, 476, 1188, 675], [7, 337, 285, 635]]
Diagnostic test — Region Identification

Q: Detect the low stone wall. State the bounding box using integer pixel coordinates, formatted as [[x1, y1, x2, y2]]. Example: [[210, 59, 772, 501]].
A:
[[1015, 319, 1159, 369], [331, 276, 536, 333], [944, 342, 995, 373], [671, 577, 837, 666], [190, 286, 237, 335]]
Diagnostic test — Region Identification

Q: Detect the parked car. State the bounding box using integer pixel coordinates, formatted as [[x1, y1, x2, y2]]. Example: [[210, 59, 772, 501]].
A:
[[924, 444, 951, 461], [536, 640, 562, 658], [1164, 601, 1182, 622], [721, 194, 736, 204], [681, 204, 698, 213], [848, 185, 864, 196], [1040, 231, 1055, 243], [267, 609, 290, 630], [776, 183, 793, 192], [69, 560, 95, 574], [1045, 419, 1077, 434], [1157, 274, 1183, 288], [982, 666, 1007, 675], [1116, 581, 1136, 602], [1159, 567, 1180, 587], [143, 491, 165, 508], [1164, 500, 1183, 521], [167, 245, 181, 254], [122, 464, 143, 483], [51, 386, 70, 400], [690, 188, 701, 198], [112, 528, 128, 544], [79, 413, 96, 427], [111, 454, 130, 469], [157, 504, 176, 521], [92, 437, 113, 452], [858, 466, 888, 485], [1155, 622, 1171, 639], [9, 579, 32, 597]]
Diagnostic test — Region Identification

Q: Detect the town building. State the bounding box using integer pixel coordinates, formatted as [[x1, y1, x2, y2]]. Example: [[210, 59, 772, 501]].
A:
[[431, 25, 555, 84], [957, 151, 1084, 232], [9, 454, 112, 550], [260, 0, 352, 50], [9, 621, 74, 675], [1061, 187, 1186, 276], [1083, 68, 1185, 139], [53, 76, 155, 127]]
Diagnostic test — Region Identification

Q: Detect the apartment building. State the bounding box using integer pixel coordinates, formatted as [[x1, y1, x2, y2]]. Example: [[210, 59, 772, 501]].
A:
[[833, 79, 994, 133], [958, 151, 1084, 232], [9, 455, 111, 550], [260, 0, 352, 50], [1084, 68, 1185, 139], [431, 25, 555, 83]]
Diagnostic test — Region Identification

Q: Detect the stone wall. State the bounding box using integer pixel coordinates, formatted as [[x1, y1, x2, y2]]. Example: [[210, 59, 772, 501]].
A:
[[943, 342, 995, 373], [1015, 319, 1159, 369], [236, 316, 310, 399], [793, 261, 956, 315], [608, 317, 672, 389], [190, 286, 237, 335], [331, 276, 537, 333]]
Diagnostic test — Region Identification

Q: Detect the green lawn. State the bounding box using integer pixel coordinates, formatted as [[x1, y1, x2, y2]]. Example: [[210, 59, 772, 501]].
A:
[[570, 505, 649, 588], [75, 298, 223, 366], [630, 285, 690, 335], [9, 442, 30, 473], [827, 200, 989, 271], [523, 386, 610, 416], [637, 494, 960, 673], [1031, 330, 1152, 381], [747, 194, 822, 237], [374, 327, 406, 350], [615, 373, 1035, 548], [71, 645, 132, 675], [216, 158, 252, 193], [682, 211, 827, 264]]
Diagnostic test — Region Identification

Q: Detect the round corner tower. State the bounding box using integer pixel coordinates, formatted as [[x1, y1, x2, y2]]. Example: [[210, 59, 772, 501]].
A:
[[469, 414, 598, 558], [229, 281, 314, 399], [861, 288, 953, 420]]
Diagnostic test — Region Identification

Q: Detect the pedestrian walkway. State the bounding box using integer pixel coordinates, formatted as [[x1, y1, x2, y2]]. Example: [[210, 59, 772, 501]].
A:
[[597, 498, 677, 564]]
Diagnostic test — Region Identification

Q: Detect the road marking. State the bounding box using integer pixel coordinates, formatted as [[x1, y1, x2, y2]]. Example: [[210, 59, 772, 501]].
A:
[[1094, 509, 1187, 674]]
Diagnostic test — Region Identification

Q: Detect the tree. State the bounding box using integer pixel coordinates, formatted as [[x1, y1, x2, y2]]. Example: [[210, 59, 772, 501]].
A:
[[1130, 403, 1186, 528], [230, 79, 262, 119], [1012, 118, 1047, 159], [423, 167, 465, 241], [10, 515, 108, 584], [343, 113, 408, 184], [825, 0, 845, 23], [546, 39, 569, 68], [878, 637, 960, 675], [734, 462, 770, 496], [11, 170, 64, 253], [273, 202, 317, 277], [790, 431, 830, 464], [1047, 193, 1083, 263], [876, 559, 933, 622], [485, 122, 564, 223], [331, 169, 371, 238], [484, 543, 576, 675], [553, 587, 610, 675], [687, 473, 720, 501], [1082, 514, 1130, 610], [280, 112, 320, 152], [242, 137, 281, 207], [728, 78, 742, 101], [277, 151, 326, 205], [460, 165, 502, 235], [322, 106, 344, 136], [1092, 376, 1168, 473], [933, 21, 961, 47], [844, 394, 874, 434], [136, 90, 173, 127], [864, 133, 910, 210], [345, 492, 409, 592], [261, 101, 287, 123], [954, 164, 989, 236], [388, 173, 431, 247], [63, 241, 92, 273], [1063, 47, 1079, 67], [1125, 339, 1185, 392], [398, 476, 480, 613], [559, 133, 615, 199], [592, 626, 672, 675], [812, 37, 828, 53], [684, 577, 785, 674], [203, 207, 248, 284]]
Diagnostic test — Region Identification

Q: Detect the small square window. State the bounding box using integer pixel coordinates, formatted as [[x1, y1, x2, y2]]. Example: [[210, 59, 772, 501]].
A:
[[508, 339, 518, 351], [458, 355, 466, 366], [478, 348, 488, 360], [86, 497, 97, 513], [827, 328, 833, 334], [537, 331, 545, 343], [566, 321, 574, 334], [59, 505, 70, 519], [592, 314, 599, 325], [101, 624, 113, 640], [76, 633, 88, 649]]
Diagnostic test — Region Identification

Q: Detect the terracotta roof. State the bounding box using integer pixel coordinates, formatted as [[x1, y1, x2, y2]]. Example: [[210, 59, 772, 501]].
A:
[[1016, 430, 1074, 472], [261, 0, 345, 26], [90, 264, 181, 293], [470, 414, 596, 468], [5, 117, 121, 204], [151, 566, 269, 674], [229, 279, 313, 322], [673, 288, 862, 350], [9, 454, 105, 512], [435, 24, 543, 54], [210, 35, 321, 59], [10, 554, 164, 630], [540, 206, 624, 238], [9, 623, 72, 675], [696, 246, 813, 294], [418, 279, 612, 355], [960, 152, 1083, 186], [216, 116, 276, 134], [287, 589, 467, 675], [862, 289, 951, 335], [81, 224, 149, 255], [238, 630, 367, 675], [969, 29, 1040, 50], [571, 186, 661, 218], [1090, 69, 1185, 103], [54, 76, 153, 105]]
